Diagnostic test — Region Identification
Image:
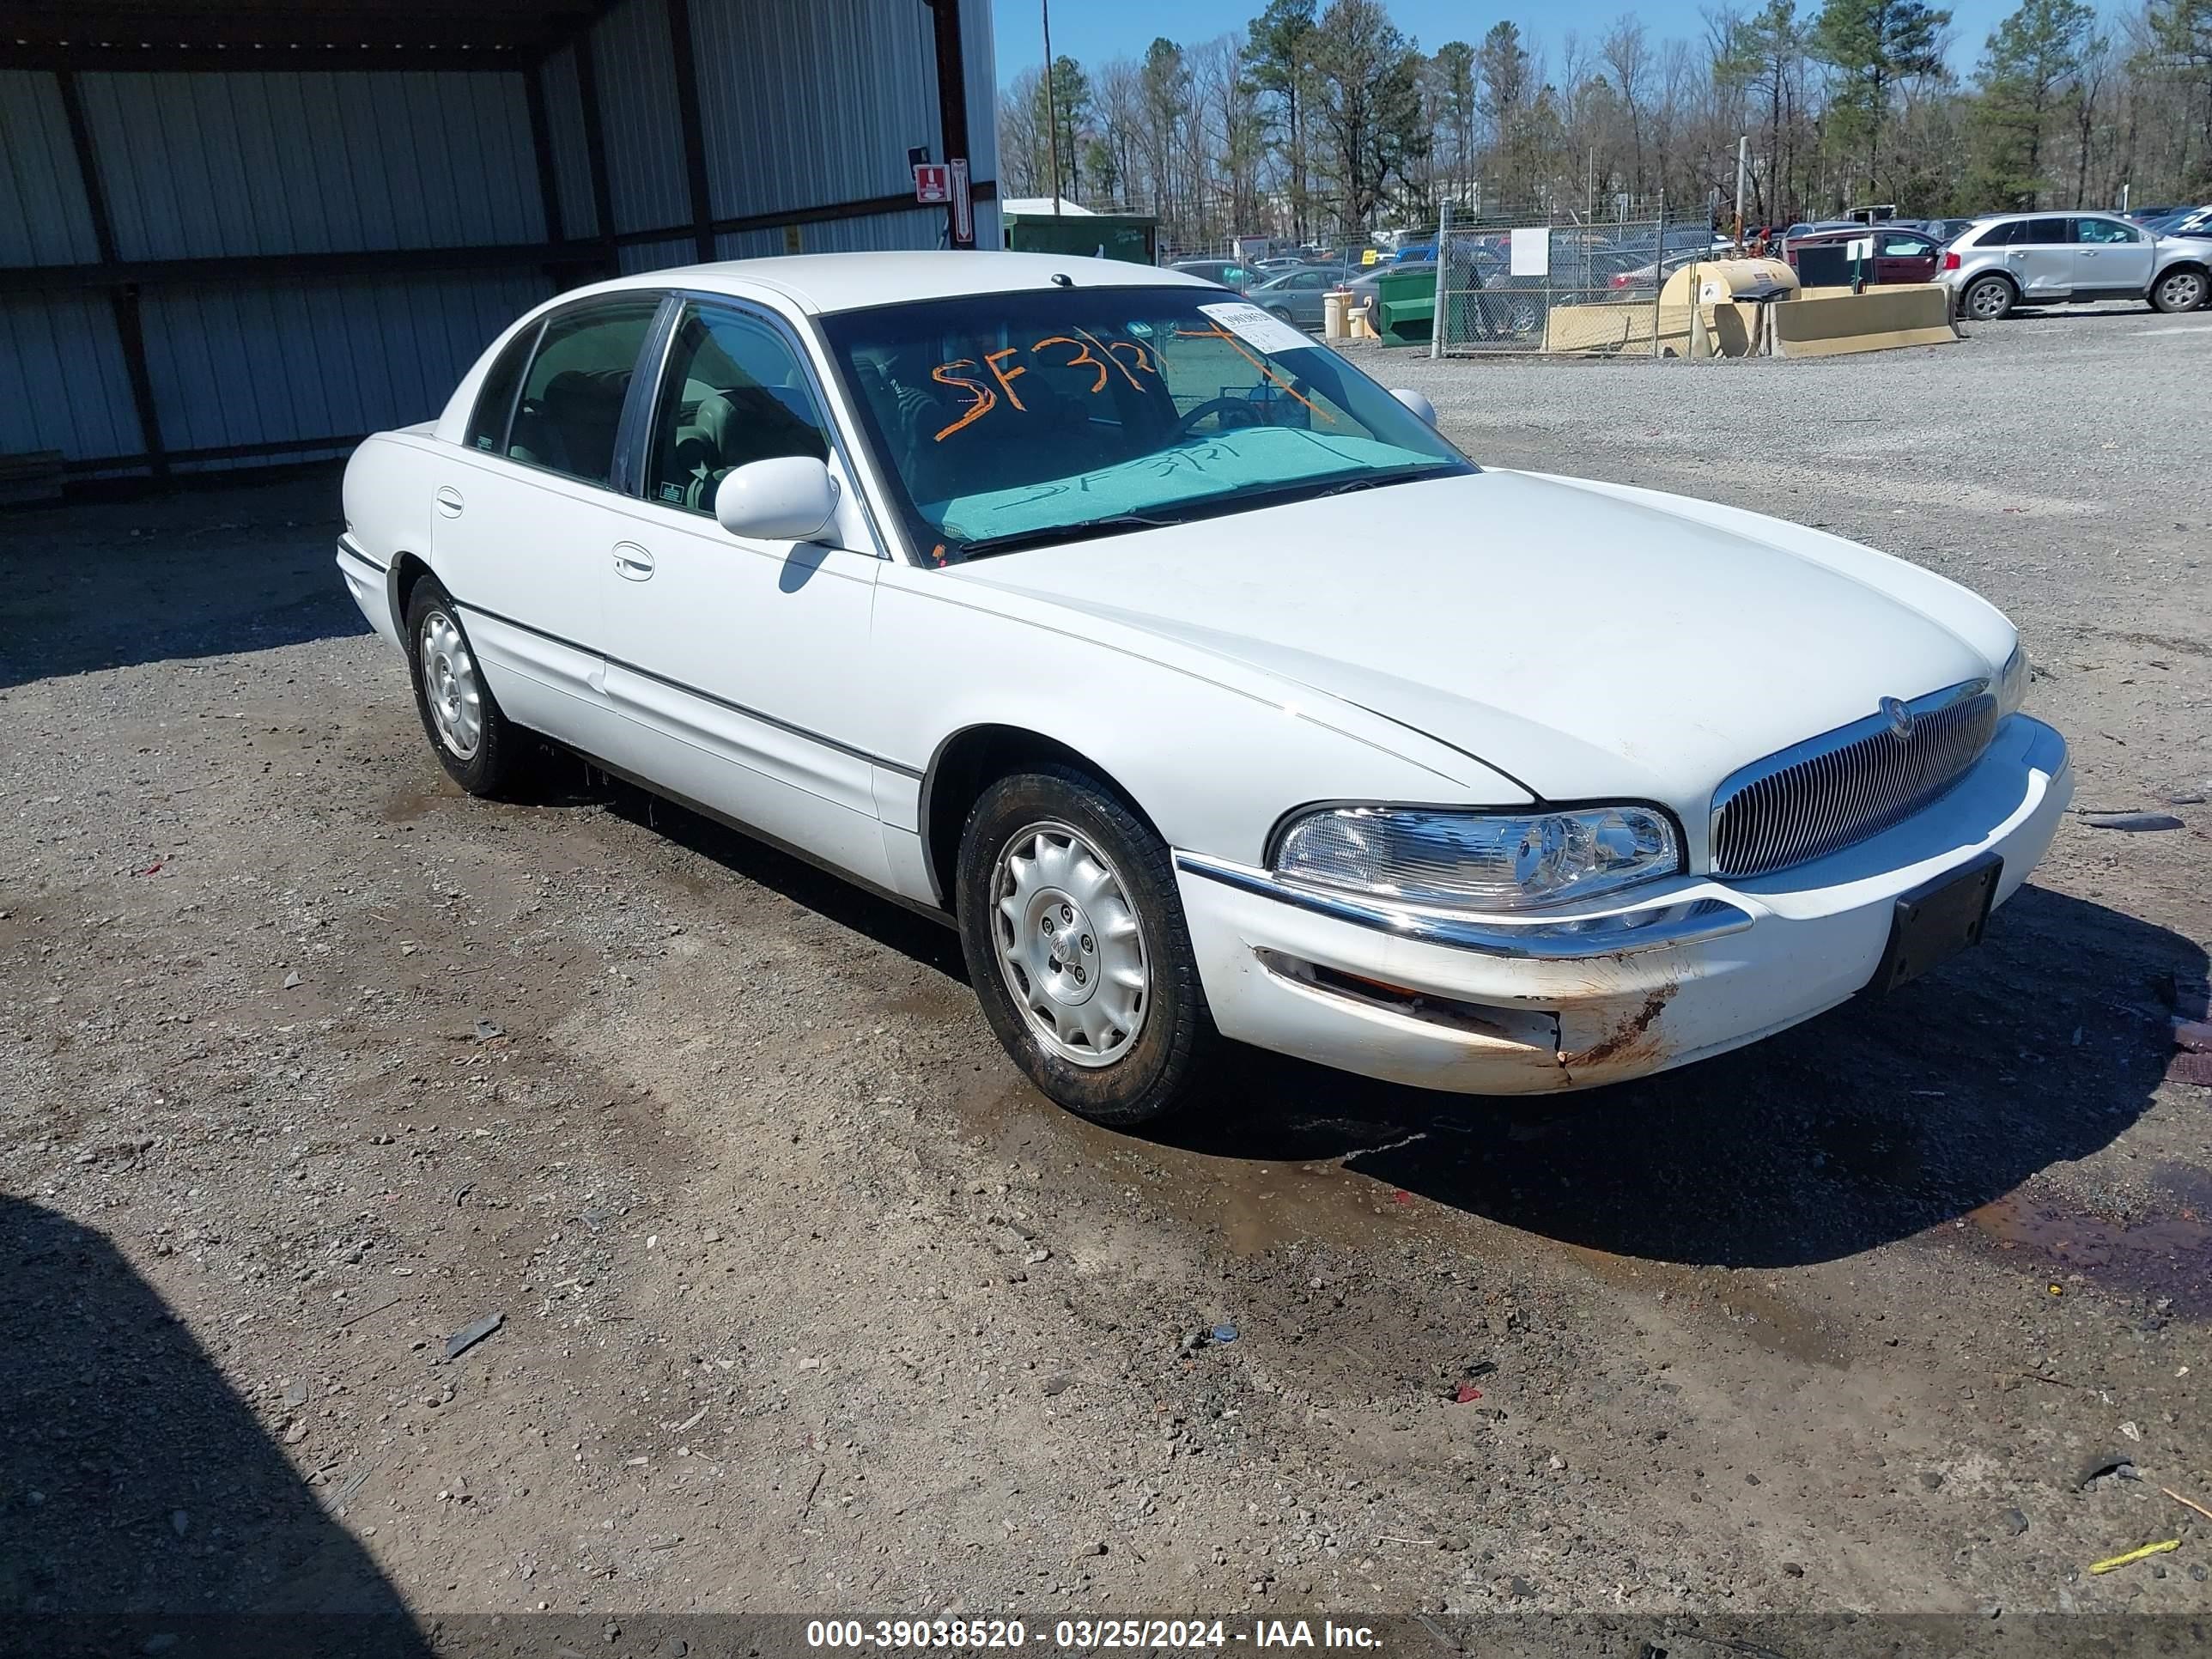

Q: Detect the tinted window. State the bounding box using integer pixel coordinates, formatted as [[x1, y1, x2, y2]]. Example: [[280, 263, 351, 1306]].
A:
[[646, 304, 830, 514], [465, 323, 538, 454], [2077, 217, 2142, 245], [507, 300, 661, 488], [1972, 221, 2022, 247], [2023, 217, 2072, 244]]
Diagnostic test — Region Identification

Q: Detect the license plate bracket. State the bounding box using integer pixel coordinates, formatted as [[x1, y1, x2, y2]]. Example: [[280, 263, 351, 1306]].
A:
[[1867, 853, 2002, 995]]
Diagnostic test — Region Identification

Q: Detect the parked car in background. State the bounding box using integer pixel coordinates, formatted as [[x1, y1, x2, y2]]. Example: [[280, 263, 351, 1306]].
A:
[[1168, 258, 1255, 292], [1940, 211, 2212, 318], [2122, 205, 2185, 225], [338, 251, 2064, 1127], [1252, 256, 1310, 275], [1917, 217, 1981, 244], [2145, 204, 2212, 240], [1785, 224, 1943, 285], [1249, 265, 1346, 331]]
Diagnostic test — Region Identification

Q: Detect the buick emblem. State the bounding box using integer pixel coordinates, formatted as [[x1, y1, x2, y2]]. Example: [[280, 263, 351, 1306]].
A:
[[1881, 696, 1917, 739]]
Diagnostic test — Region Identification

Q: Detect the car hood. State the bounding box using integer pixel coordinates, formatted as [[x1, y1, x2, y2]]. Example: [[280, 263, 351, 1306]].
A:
[[943, 468, 2010, 812]]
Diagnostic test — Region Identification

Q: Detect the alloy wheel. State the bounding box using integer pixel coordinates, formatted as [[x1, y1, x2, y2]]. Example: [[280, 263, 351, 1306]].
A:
[[1966, 280, 2010, 321], [2156, 270, 2206, 313], [417, 609, 483, 760], [989, 820, 1149, 1067]]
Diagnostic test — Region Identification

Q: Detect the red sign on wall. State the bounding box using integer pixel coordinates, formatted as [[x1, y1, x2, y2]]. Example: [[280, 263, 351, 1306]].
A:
[[913, 163, 951, 204]]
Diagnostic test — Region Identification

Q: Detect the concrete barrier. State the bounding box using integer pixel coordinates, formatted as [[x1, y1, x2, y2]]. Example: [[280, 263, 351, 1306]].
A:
[[1769, 283, 1956, 357]]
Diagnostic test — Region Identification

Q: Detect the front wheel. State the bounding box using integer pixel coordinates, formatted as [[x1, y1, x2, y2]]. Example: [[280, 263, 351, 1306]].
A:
[[955, 767, 1217, 1127], [2152, 268, 2208, 314], [1960, 276, 2015, 322]]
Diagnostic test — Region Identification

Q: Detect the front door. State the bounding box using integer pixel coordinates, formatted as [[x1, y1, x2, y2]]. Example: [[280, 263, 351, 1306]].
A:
[[2006, 216, 2077, 301], [430, 295, 663, 756], [596, 298, 897, 888], [2073, 215, 2155, 296]]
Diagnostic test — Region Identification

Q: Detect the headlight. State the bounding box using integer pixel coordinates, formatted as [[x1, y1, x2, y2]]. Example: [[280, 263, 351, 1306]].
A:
[[1995, 641, 2027, 718], [1272, 804, 1682, 913]]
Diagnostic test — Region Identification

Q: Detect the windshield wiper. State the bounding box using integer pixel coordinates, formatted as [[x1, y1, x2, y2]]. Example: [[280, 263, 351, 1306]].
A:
[[951, 512, 1182, 562]]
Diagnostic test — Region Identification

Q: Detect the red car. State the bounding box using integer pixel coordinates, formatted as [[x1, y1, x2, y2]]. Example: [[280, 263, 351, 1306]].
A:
[[1784, 225, 1942, 286]]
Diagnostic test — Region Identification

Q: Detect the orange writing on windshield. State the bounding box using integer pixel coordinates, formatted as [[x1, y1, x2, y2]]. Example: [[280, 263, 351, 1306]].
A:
[[929, 360, 994, 441]]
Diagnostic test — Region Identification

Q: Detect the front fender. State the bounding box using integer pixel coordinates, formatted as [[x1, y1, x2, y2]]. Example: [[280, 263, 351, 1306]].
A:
[[871, 573, 1529, 872]]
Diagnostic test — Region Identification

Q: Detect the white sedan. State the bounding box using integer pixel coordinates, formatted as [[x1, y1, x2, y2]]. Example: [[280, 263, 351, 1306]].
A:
[[337, 252, 2070, 1126]]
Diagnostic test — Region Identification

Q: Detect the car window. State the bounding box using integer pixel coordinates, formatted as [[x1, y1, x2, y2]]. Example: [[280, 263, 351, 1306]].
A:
[[645, 303, 830, 515], [507, 300, 660, 488], [465, 322, 539, 455], [1880, 234, 1930, 257], [2020, 217, 2072, 245], [1971, 221, 2021, 247], [2076, 217, 2141, 245]]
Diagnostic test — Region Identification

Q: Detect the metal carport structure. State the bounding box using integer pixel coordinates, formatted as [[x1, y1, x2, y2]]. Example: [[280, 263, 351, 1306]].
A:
[[0, 0, 997, 482]]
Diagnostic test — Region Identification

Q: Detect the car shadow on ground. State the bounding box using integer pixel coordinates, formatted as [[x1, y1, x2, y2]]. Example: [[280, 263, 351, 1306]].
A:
[[0, 466, 367, 690], [1152, 884, 2206, 1273], [516, 761, 2200, 1277], [0, 1198, 429, 1656]]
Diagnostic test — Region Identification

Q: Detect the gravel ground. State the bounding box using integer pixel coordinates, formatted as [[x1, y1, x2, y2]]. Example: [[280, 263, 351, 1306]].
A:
[[3, 305, 2209, 1652]]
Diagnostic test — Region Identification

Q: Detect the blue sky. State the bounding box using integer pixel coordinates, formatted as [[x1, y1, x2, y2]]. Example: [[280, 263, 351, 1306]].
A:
[[988, 0, 2022, 85]]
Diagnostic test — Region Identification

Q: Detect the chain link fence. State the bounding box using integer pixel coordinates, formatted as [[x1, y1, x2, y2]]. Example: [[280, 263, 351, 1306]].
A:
[[1434, 200, 1717, 356]]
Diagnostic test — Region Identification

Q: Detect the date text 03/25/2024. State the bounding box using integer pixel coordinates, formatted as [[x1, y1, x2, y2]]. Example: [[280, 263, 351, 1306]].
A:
[[805, 1619, 1382, 1650]]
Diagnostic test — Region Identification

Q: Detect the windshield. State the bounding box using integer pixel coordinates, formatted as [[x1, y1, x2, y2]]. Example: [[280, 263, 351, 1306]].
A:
[[817, 285, 1471, 562]]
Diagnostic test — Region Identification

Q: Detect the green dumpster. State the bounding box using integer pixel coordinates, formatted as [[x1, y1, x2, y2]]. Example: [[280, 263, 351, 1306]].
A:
[[1373, 265, 1438, 343]]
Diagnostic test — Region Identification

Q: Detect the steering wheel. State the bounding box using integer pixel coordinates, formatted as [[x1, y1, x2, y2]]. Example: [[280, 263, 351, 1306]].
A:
[[1176, 396, 1267, 437]]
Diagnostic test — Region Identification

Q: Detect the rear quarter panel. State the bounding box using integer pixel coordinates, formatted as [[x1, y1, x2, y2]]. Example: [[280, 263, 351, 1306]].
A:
[[341, 430, 444, 646]]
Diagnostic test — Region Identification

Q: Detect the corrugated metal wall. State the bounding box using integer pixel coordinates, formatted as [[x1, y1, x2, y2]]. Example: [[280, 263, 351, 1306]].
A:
[[80, 72, 545, 258], [2, 1, 1000, 478]]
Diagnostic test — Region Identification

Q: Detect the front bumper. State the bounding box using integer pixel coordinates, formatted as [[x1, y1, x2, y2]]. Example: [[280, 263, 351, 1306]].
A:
[[1174, 714, 2070, 1095]]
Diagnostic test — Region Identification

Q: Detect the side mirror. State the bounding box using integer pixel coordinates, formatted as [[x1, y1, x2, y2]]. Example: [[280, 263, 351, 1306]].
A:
[[714, 456, 840, 543], [1390, 387, 1439, 426]]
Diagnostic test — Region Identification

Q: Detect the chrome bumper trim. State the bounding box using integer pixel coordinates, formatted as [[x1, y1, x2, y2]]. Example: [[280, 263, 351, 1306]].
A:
[[1173, 853, 1754, 960]]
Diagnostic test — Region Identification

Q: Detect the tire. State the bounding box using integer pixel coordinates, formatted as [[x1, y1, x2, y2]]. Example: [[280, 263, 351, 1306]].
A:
[[403, 575, 525, 798], [1267, 305, 1297, 325], [2151, 267, 2208, 314], [1960, 275, 2015, 322], [955, 765, 1216, 1127]]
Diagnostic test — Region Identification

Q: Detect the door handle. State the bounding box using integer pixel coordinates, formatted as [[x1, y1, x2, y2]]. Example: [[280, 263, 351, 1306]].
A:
[[612, 542, 655, 581], [434, 485, 464, 518]]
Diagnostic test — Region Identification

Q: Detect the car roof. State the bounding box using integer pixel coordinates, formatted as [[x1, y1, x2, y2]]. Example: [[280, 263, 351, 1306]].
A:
[[552, 251, 1216, 315]]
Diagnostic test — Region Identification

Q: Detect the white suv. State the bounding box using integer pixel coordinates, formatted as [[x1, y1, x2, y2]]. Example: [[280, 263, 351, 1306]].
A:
[[1940, 212, 2212, 319]]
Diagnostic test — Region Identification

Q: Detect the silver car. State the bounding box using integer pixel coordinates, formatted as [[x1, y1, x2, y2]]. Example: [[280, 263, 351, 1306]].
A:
[[1939, 210, 2212, 319]]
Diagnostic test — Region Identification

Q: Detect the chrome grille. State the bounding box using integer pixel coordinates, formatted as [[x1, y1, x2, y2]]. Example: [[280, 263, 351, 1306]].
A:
[[1711, 680, 1999, 878]]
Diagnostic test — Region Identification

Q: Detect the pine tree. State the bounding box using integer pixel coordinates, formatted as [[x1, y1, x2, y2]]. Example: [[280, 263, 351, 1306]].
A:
[[1967, 0, 2099, 209], [1814, 0, 1950, 199]]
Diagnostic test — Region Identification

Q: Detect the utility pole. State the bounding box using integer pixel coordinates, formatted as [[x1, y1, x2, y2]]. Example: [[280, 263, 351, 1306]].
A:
[[1733, 134, 1749, 250], [1042, 1, 1063, 216]]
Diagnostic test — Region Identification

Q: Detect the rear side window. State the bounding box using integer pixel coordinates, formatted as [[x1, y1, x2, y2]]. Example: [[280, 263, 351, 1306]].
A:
[[2024, 217, 2073, 244], [465, 323, 539, 453], [507, 299, 662, 489]]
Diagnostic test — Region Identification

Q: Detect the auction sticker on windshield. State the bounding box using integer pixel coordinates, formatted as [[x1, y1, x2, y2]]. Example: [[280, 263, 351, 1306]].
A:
[[1197, 301, 1313, 356]]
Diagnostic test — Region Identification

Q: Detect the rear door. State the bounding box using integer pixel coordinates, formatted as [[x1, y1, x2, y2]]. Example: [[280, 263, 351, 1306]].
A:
[[431, 295, 664, 755], [2007, 217, 2076, 300], [2074, 215, 2154, 295], [1873, 230, 1938, 284]]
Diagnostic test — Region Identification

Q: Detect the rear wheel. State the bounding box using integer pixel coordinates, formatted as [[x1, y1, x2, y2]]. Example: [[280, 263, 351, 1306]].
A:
[[2152, 268, 2208, 314], [1960, 275, 2015, 321], [956, 766, 1216, 1127], [404, 576, 525, 798]]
